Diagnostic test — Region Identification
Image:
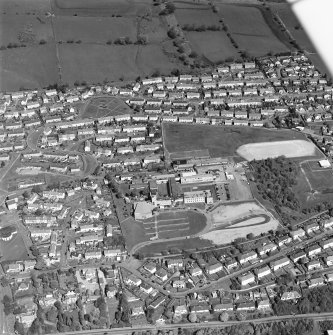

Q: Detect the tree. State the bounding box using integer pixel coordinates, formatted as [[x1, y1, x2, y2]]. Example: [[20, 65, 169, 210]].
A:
[[188, 312, 197, 323], [219, 311, 229, 322], [14, 320, 25, 335]]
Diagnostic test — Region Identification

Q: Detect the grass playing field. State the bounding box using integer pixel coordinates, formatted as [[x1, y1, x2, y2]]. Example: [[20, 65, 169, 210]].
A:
[[82, 96, 132, 119], [163, 123, 308, 159]]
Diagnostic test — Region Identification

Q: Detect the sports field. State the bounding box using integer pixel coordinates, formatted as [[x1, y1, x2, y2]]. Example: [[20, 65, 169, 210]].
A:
[[236, 140, 320, 161], [218, 4, 289, 56], [163, 123, 307, 159], [82, 96, 132, 118], [301, 161, 333, 192], [142, 210, 206, 239]]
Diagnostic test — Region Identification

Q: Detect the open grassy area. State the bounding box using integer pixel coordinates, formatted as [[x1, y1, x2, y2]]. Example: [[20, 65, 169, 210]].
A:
[[58, 44, 176, 86], [175, 4, 221, 26], [137, 237, 213, 256], [82, 97, 132, 118], [163, 123, 308, 159], [0, 233, 29, 262], [186, 31, 237, 63], [120, 217, 150, 251], [218, 3, 289, 56]]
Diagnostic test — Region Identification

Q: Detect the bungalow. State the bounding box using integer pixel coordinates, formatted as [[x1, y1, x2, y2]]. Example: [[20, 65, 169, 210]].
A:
[[281, 290, 302, 301], [172, 280, 186, 289], [305, 222, 320, 234], [149, 296, 166, 309], [174, 305, 188, 315], [144, 262, 157, 274], [278, 235, 292, 247], [85, 251, 102, 260], [117, 146, 134, 155], [257, 299, 271, 310], [190, 305, 210, 314], [167, 258, 183, 269], [125, 275, 142, 287], [258, 243, 278, 256], [190, 267, 202, 277]]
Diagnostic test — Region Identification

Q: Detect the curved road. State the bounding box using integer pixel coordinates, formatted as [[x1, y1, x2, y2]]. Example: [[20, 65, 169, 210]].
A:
[[50, 312, 333, 335]]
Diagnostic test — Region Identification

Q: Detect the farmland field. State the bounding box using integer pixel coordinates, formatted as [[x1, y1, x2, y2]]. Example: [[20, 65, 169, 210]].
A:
[[175, 5, 221, 26], [82, 96, 132, 119], [53, 16, 137, 43], [186, 31, 237, 63], [218, 4, 289, 56], [0, 45, 59, 91], [237, 140, 321, 161], [58, 44, 176, 86], [163, 123, 307, 159]]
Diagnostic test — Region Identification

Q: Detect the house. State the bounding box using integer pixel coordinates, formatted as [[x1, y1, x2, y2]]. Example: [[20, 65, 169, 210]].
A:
[[257, 299, 271, 310], [325, 255, 333, 266], [270, 257, 290, 271], [308, 277, 325, 288], [237, 301, 256, 311], [278, 235, 292, 247], [307, 244, 322, 257], [213, 303, 233, 312], [190, 267, 202, 277], [238, 251, 258, 265], [149, 296, 166, 309], [281, 291, 301, 301], [290, 228, 306, 240], [305, 222, 320, 234], [190, 305, 210, 314], [307, 260, 322, 271], [256, 265, 271, 279], [290, 251, 307, 263], [140, 282, 153, 295], [258, 243, 278, 256], [323, 220, 333, 229], [239, 273, 255, 286], [167, 258, 183, 269], [144, 262, 157, 274], [323, 238, 333, 251], [155, 268, 168, 282], [174, 305, 188, 315], [172, 280, 186, 289], [125, 275, 142, 287], [206, 262, 223, 275]]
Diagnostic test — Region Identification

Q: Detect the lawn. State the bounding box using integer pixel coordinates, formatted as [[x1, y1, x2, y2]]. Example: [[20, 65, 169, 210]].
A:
[[137, 237, 213, 256], [218, 4, 289, 56], [0, 233, 29, 262], [0, 45, 59, 91], [163, 123, 307, 159], [82, 97, 132, 119], [120, 217, 150, 251], [301, 161, 333, 192], [186, 31, 237, 63]]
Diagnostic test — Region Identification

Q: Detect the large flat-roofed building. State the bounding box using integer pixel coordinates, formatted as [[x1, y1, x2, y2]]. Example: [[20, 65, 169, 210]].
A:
[[181, 174, 215, 184], [183, 190, 213, 204]]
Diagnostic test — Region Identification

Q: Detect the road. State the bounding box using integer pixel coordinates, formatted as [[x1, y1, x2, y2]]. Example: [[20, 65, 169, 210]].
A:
[[49, 311, 333, 335], [126, 228, 333, 298]]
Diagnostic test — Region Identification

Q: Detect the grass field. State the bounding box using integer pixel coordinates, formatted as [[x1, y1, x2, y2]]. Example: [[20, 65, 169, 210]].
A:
[[0, 233, 29, 262], [82, 96, 132, 118], [58, 44, 176, 86], [186, 31, 237, 63], [0, 45, 59, 91], [54, 16, 137, 43], [137, 237, 213, 256], [163, 123, 308, 159], [175, 5, 221, 26], [218, 4, 289, 56], [237, 140, 321, 161], [120, 217, 150, 251]]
